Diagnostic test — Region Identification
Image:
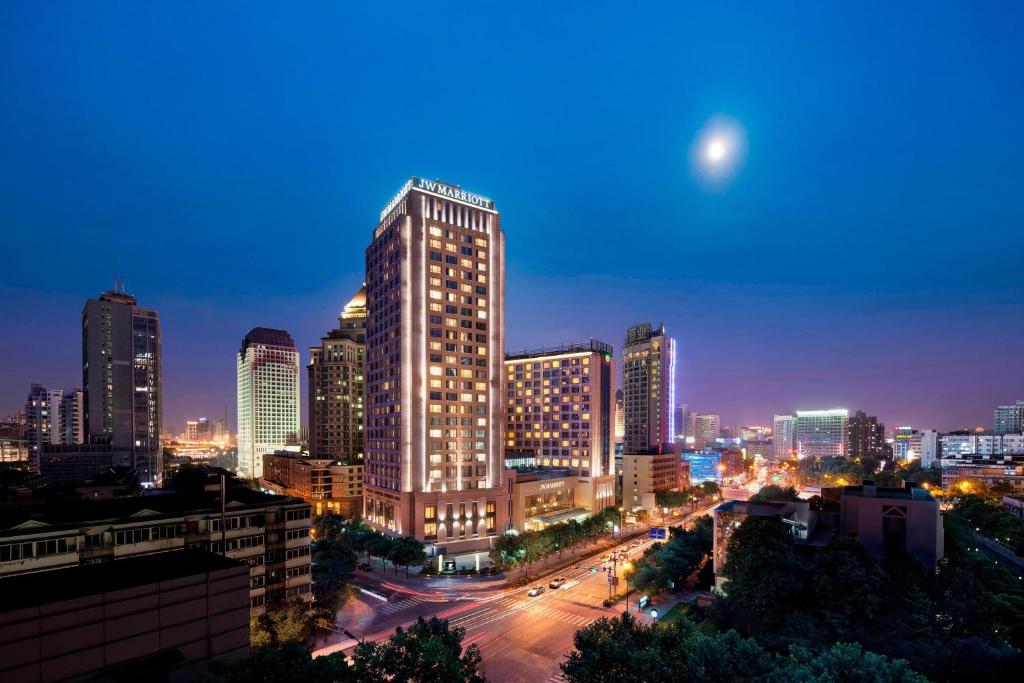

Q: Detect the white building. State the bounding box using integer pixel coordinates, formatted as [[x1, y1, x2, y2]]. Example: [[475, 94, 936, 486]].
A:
[[773, 414, 795, 461], [795, 409, 849, 459], [911, 429, 940, 468], [60, 388, 85, 445], [994, 401, 1024, 435], [237, 328, 300, 479]]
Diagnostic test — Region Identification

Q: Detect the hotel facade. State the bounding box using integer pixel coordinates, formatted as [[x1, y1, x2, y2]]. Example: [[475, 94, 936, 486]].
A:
[[363, 178, 508, 553], [504, 339, 615, 478]]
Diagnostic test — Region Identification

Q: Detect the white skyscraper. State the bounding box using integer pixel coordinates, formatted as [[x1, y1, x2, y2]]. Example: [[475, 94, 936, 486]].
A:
[[772, 414, 795, 461], [236, 328, 300, 479]]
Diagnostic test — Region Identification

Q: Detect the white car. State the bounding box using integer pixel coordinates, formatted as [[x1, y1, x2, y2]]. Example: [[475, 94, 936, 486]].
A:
[[527, 585, 545, 597], [549, 577, 567, 589]]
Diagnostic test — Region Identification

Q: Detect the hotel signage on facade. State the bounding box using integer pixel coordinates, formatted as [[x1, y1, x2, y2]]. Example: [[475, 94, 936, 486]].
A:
[[380, 176, 495, 221]]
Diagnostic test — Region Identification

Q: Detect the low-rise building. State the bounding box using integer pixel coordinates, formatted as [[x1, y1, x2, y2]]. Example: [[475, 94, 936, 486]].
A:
[[838, 482, 943, 570], [0, 487, 311, 616], [0, 549, 249, 683], [38, 443, 133, 487], [622, 450, 681, 511], [0, 438, 28, 464], [261, 450, 363, 519], [503, 468, 615, 532]]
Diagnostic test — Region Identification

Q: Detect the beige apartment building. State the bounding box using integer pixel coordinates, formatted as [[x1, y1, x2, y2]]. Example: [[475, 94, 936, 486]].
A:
[[622, 451, 682, 511], [262, 450, 363, 519]]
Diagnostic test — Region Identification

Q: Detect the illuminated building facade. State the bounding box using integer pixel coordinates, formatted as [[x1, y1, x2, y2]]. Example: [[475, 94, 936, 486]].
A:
[[504, 339, 615, 478], [773, 414, 795, 461], [236, 328, 300, 479], [847, 410, 885, 458], [82, 288, 162, 484], [795, 409, 849, 459], [686, 413, 720, 450], [363, 177, 507, 553], [995, 400, 1024, 435], [308, 284, 366, 464], [614, 389, 625, 443], [622, 322, 676, 455]]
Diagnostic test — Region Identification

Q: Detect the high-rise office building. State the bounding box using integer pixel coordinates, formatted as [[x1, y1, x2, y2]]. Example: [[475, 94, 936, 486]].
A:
[[995, 401, 1024, 435], [794, 409, 848, 458], [674, 403, 689, 439], [308, 285, 367, 464], [60, 388, 85, 445], [236, 328, 300, 479], [363, 177, 507, 552], [622, 322, 676, 454], [82, 288, 162, 483], [795, 409, 848, 458], [504, 339, 615, 477], [614, 389, 625, 443], [25, 384, 58, 466], [892, 426, 916, 461], [847, 410, 885, 458], [773, 414, 795, 461], [686, 413, 720, 450]]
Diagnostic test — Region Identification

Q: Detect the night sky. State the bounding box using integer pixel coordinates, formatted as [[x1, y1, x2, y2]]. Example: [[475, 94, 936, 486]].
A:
[[2, 3, 1022, 434]]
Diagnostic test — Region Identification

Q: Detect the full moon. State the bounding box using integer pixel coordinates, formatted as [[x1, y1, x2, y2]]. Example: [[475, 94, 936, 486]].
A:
[[706, 138, 727, 163], [690, 114, 748, 190]]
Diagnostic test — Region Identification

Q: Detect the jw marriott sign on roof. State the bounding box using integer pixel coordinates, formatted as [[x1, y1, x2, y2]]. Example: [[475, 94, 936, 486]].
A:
[[380, 176, 495, 220]]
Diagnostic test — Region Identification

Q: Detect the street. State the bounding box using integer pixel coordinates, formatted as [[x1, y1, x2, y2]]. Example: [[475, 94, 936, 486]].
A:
[[316, 505, 717, 682]]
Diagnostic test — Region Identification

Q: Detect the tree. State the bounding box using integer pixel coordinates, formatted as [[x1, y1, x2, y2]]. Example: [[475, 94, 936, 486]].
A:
[[314, 513, 346, 542], [367, 534, 394, 570], [781, 642, 927, 683], [312, 538, 357, 618], [205, 641, 354, 683], [699, 481, 721, 497], [388, 536, 428, 577], [748, 484, 799, 503], [269, 597, 314, 644], [351, 617, 485, 683]]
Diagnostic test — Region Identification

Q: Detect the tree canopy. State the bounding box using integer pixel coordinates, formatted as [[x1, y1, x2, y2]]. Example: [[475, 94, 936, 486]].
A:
[[561, 613, 926, 683]]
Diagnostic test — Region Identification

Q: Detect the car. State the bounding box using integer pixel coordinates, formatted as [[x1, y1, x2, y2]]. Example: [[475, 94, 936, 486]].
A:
[[549, 577, 567, 589], [357, 563, 372, 571], [527, 585, 545, 596]]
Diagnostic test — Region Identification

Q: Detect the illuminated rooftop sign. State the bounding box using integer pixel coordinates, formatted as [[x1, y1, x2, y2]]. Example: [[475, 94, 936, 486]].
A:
[[380, 176, 495, 221]]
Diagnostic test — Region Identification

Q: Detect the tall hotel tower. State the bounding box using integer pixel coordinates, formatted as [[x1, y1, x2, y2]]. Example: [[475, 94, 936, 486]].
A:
[[82, 288, 162, 483], [364, 177, 508, 552], [237, 328, 300, 479], [622, 323, 676, 454]]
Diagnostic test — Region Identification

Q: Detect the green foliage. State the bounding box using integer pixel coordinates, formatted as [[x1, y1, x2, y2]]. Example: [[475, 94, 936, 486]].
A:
[[250, 598, 314, 648], [489, 507, 620, 571], [631, 515, 713, 597], [205, 641, 354, 683], [749, 484, 800, 503], [351, 617, 485, 683], [560, 613, 925, 683], [699, 481, 721, 496], [312, 538, 357, 617], [214, 617, 482, 683], [951, 494, 1024, 556], [711, 507, 1024, 680], [387, 536, 428, 576]]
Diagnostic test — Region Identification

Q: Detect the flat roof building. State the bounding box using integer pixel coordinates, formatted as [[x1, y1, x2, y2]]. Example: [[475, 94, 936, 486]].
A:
[[363, 177, 508, 553], [795, 409, 848, 459], [839, 482, 943, 571], [622, 323, 676, 455], [504, 339, 615, 478], [0, 549, 249, 683]]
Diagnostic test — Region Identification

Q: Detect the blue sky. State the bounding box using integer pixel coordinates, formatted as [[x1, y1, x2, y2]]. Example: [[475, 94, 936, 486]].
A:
[[1, 2, 1022, 433]]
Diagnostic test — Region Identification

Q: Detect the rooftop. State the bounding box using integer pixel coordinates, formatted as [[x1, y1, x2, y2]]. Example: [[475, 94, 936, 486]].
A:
[[505, 338, 613, 360], [841, 481, 936, 502], [0, 487, 300, 534], [240, 327, 296, 355], [0, 549, 245, 612]]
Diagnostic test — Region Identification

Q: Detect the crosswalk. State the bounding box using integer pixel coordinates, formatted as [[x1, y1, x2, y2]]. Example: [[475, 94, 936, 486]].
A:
[[527, 604, 595, 628], [378, 595, 427, 615], [546, 672, 567, 683]]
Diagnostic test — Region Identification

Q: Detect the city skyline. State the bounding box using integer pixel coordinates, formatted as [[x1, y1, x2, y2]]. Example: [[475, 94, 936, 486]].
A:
[[2, 4, 1022, 435]]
